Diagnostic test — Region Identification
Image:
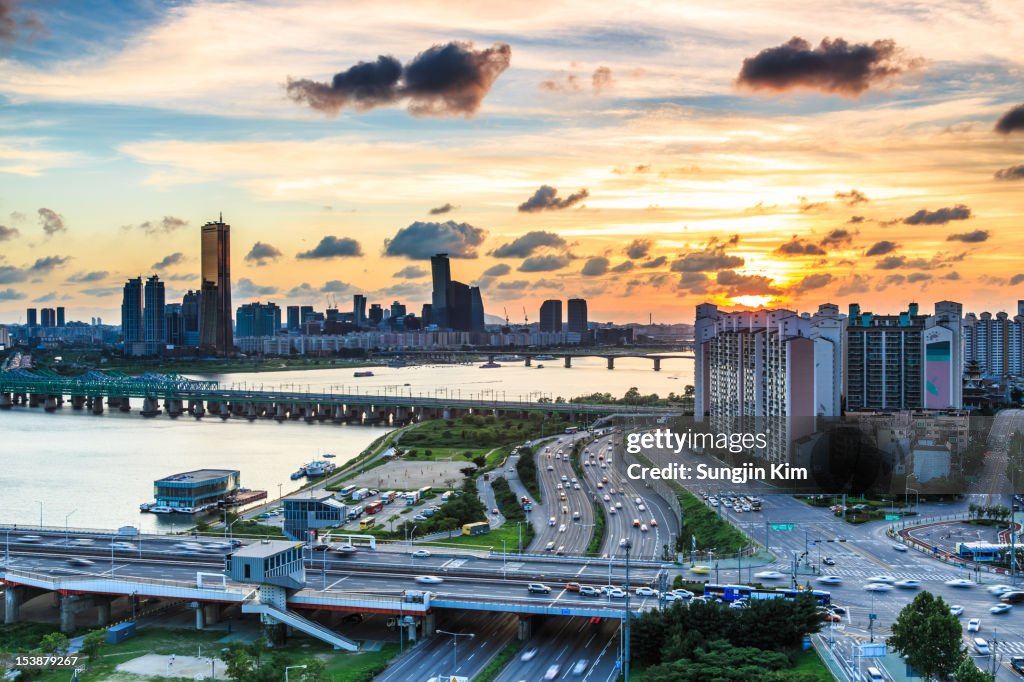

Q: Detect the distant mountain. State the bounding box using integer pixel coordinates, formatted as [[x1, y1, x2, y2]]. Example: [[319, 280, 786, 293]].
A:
[[484, 313, 509, 325]]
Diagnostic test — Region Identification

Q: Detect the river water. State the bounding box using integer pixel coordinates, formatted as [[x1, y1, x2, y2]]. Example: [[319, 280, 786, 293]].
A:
[[0, 356, 693, 531]]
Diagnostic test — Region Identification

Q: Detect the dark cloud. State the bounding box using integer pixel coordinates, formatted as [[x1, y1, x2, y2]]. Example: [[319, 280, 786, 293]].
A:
[[517, 185, 589, 213], [611, 261, 634, 273], [641, 256, 668, 269], [677, 271, 710, 294], [245, 241, 283, 264], [581, 257, 610, 277], [37, 208, 65, 235], [907, 272, 931, 283], [798, 196, 827, 212], [287, 282, 315, 299], [836, 274, 871, 296], [235, 278, 279, 298], [995, 165, 1024, 181], [865, 240, 899, 257], [66, 271, 108, 283], [287, 41, 511, 117], [902, 204, 971, 225], [671, 244, 744, 272], [491, 230, 567, 257], [820, 228, 854, 248], [496, 280, 529, 291], [942, 272, 961, 281], [0, 224, 19, 241], [129, 216, 188, 234], [481, 263, 511, 278], [946, 230, 989, 243], [297, 236, 364, 259], [995, 104, 1024, 135], [848, 215, 866, 224], [0, 266, 27, 284], [874, 255, 905, 270], [530, 278, 562, 289], [152, 252, 185, 270], [81, 286, 122, 297], [716, 270, 780, 296], [776, 236, 826, 256], [393, 265, 428, 279], [384, 221, 486, 259], [320, 280, 352, 293], [30, 255, 69, 273], [625, 239, 652, 259], [1011, 274, 1024, 286], [737, 36, 915, 96], [876, 274, 905, 291], [0, 0, 44, 45], [792, 273, 833, 292], [518, 254, 571, 272], [0, 288, 25, 301], [835, 189, 869, 205], [33, 292, 57, 303], [429, 203, 457, 215]]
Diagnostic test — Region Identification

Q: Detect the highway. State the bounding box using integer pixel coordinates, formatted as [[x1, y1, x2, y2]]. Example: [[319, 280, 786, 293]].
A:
[[495, 616, 622, 682], [532, 433, 596, 556]]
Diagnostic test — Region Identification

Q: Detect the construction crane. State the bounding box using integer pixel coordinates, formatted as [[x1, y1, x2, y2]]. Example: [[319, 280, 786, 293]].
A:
[[503, 307, 510, 326], [523, 306, 529, 326]]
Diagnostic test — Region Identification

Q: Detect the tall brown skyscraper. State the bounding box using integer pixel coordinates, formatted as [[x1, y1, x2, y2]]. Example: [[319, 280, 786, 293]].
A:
[[199, 216, 233, 352]]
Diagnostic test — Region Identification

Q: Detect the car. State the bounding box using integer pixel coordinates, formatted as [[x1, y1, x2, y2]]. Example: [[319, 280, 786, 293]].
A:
[[547, 465, 554, 471], [520, 647, 538, 662], [974, 637, 990, 656], [414, 575, 443, 584], [556, 483, 563, 490], [17, 535, 43, 543], [412, 549, 431, 558], [579, 585, 599, 596], [556, 545, 565, 555], [662, 592, 681, 602], [991, 604, 1013, 615], [1002, 591, 1024, 603], [636, 586, 658, 597], [111, 541, 136, 551], [830, 605, 847, 615], [603, 494, 611, 502], [558, 524, 567, 533], [640, 524, 649, 532], [573, 483, 580, 490], [671, 589, 694, 599], [597, 482, 604, 489], [866, 575, 896, 584], [691, 565, 711, 574], [946, 578, 974, 588], [565, 582, 581, 592], [633, 519, 641, 528], [635, 497, 642, 505], [650, 518, 658, 526], [572, 659, 590, 676], [544, 665, 561, 680], [968, 618, 982, 632], [755, 570, 785, 580], [818, 576, 843, 585], [70, 538, 94, 546], [638, 504, 646, 511], [609, 506, 617, 515], [413, 514, 428, 522], [821, 612, 842, 623], [822, 557, 835, 566], [895, 579, 920, 589], [892, 544, 908, 552], [950, 605, 965, 617], [615, 502, 623, 509], [549, 517, 557, 527], [1011, 656, 1024, 674], [730, 600, 749, 609], [607, 588, 626, 598], [988, 584, 1013, 595], [67, 557, 95, 566], [545, 541, 555, 551], [863, 583, 892, 592]]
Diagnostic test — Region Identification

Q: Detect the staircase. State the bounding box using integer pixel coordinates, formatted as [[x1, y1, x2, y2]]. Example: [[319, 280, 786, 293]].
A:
[[241, 596, 358, 651]]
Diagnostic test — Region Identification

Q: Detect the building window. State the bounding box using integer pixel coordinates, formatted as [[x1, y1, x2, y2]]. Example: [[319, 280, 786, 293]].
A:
[[244, 564, 251, 579]]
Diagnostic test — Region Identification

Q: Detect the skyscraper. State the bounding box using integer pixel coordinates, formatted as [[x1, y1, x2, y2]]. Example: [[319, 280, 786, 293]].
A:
[[431, 253, 452, 329], [143, 275, 166, 355], [165, 303, 184, 346], [353, 294, 367, 326], [469, 286, 485, 332], [567, 298, 588, 337], [181, 290, 201, 346], [40, 308, 55, 328], [121, 277, 143, 354], [199, 217, 233, 353], [286, 305, 300, 332], [540, 300, 562, 332], [236, 302, 282, 337], [56, 307, 65, 327], [25, 308, 37, 327]]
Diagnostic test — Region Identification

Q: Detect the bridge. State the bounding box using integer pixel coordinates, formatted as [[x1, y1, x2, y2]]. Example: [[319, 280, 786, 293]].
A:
[[377, 348, 694, 371], [0, 370, 685, 423]]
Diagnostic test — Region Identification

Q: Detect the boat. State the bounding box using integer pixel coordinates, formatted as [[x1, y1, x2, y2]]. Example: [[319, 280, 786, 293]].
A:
[[323, 453, 336, 458], [479, 362, 501, 369], [386, 359, 408, 368], [305, 461, 326, 477], [139, 503, 152, 512], [353, 371, 375, 377], [148, 506, 173, 514], [534, 354, 555, 361], [290, 468, 306, 480]]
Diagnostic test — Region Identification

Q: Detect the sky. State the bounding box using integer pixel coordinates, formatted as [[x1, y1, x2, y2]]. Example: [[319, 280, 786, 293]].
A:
[[0, 0, 1022, 325]]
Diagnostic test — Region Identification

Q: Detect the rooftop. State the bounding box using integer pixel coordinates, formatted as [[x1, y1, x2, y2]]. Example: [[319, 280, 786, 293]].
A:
[[232, 540, 304, 559], [284, 490, 339, 503], [156, 469, 239, 484]]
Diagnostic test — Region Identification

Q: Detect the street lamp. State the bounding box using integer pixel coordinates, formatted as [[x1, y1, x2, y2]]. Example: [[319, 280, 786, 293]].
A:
[[436, 629, 475, 677], [64, 509, 77, 546], [284, 665, 306, 682], [35, 501, 43, 528], [623, 537, 633, 682]]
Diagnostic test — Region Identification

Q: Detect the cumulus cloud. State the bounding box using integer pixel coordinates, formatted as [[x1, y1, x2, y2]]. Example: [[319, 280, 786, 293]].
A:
[[235, 278, 279, 298], [625, 239, 652, 259], [641, 256, 668, 269], [946, 230, 989, 243], [152, 252, 185, 270], [29, 255, 69, 273], [0, 288, 25, 301], [320, 280, 352, 293], [874, 255, 906, 270], [677, 271, 710, 293], [37, 207, 65, 235], [836, 274, 871, 295], [33, 292, 57, 303], [995, 104, 1024, 134], [1011, 274, 1024, 286], [496, 280, 529, 290], [245, 241, 283, 264], [907, 272, 932, 283], [0, 224, 19, 241], [994, 165, 1024, 181], [942, 272, 961, 281], [776, 236, 826, 256], [581, 257, 610, 277], [288, 282, 316, 299], [611, 261, 634, 273], [491, 230, 567, 258], [792, 273, 834, 292], [286, 41, 511, 117], [517, 185, 589, 213], [737, 36, 916, 96], [128, 216, 188, 234], [592, 66, 614, 92], [81, 286, 121, 297], [393, 265, 428, 279], [0, 0, 44, 46], [541, 66, 615, 94], [518, 254, 571, 272], [716, 270, 780, 296], [297, 236, 363, 259], [848, 216, 866, 224], [384, 221, 485, 259], [671, 245, 744, 272], [835, 189, 869, 205], [66, 270, 108, 283], [820, 228, 854, 248], [429, 203, 457, 215], [876, 274, 905, 291], [865, 240, 899, 257], [903, 205, 971, 225], [481, 263, 511, 277]]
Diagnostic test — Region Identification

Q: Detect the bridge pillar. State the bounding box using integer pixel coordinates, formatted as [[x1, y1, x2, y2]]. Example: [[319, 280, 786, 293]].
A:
[[189, 400, 205, 417], [91, 396, 104, 414], [524, 357, 532, 367], [289, 404, 302, 420], [422, 612, 436, 636], [245, 403, 258, 421], [275, 403, 287, 422], [304, 404, 317, 423], [141, 397, 161, 417], [96, 597, 112, 627], [564, 357, 572, 368], [166, 399, 183, 418], [3, 586, 24, 624], [28, 393, 41, 408], [653, 358, 661, 371], [203, 602, 220, 626], [195, 604, 206, 630], [70, 395, 85, 410], [442, 408, 452, 420], [119, 397, 132, 413], [44, 395, 59, 411], [406, 621, 418, 643], [517, 616, 533, 641], [59, 595, 77, 633], [606, 357, 614, 370], [0, 392, 11, 410]]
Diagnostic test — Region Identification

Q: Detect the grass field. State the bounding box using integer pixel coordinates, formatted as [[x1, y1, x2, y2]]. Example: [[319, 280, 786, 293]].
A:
[[789, 648, 832, 681], [421, 521, 531, 552]]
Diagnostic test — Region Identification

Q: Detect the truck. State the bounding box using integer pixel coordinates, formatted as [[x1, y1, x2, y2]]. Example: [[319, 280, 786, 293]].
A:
[[404, 491, 420, 505], [364, 500, 384, 515], [382, 491, 397, 504], [352, 488, 371, 501]]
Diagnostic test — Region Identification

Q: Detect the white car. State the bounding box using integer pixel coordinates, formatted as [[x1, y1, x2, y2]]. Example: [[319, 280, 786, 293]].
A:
[[638, 504, 646, 512], [671, 589, 694, 599], [863, 583, 893, 592], [950, 605, 965, 617], [604, 494, 611, 502], [607, 588, 627, 598], [987, 584, 1013, 595], [411, 549, 431, 558], [521, 647, 538, 661], [968, 618, 982, 632], [635, 586, 658, 597], [991, 604, 1012, 615], [894, 579, 920, 589], [572, 659, 590, 676], [818, 576, 843, 585], [662, 592, 681, 602], [615, 502, 623, 509], [755, 570, 785, 580], [414, 575, 443, 584], [544, 664, 561, 680], [892, 544, 908, 552], [945, 578, 974, 588], [640, 524, 649, 532], [866, 575, 896, 584]]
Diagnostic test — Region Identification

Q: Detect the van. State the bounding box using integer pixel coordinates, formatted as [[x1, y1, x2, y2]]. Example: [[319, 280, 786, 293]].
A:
[[572, 511, 581, 520], [864, 667, 883, 682], [974, 637, 990, 655]]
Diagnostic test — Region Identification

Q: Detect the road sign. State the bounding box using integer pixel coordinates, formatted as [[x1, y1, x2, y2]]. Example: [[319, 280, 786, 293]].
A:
[[861, 643, 887, 657], [615, 661, 622, 670], [868, 613, 877, 620], [770, 523, 795, 531], [885, 514, 901, 521]]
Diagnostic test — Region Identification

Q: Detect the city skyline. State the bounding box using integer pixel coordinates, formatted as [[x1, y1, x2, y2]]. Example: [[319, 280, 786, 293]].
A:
[[0, 1, 1023, 324]]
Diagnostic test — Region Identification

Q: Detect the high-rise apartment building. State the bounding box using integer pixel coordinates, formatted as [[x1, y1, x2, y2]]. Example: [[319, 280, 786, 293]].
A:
[[40, 308, 55, 328], [540, 300, 562, 332], [56, 307, 65, 327], [181, 290, 201, 346], [286, 305, 300, 332], [199, 217, 233, 353], [567, 299, 588, 337], [164, 303, 184, 346], [962, 300, 1024, 377], [25, 308, 37, 327], [143, 275, 166, 355], [469, 286, 485, 332], [431, 253, 452, 329], [353, 295, 367, 326], [121, 277, 143, 354], [236, 302, 282, 337], [368, 304, 384, 324]]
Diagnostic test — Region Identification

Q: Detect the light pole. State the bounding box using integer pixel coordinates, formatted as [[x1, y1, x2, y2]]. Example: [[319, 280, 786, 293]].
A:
[[284, 665, 306, 682], [64, 509, 77, 546], [623, 537, 632, 682], [35, 501, 43, 528], [436, 629, 475, 676]]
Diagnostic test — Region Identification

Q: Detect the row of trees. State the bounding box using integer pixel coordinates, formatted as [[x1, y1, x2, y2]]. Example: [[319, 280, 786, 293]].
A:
[[891, 591, 994, 681], [967, 503, 1013, 523]]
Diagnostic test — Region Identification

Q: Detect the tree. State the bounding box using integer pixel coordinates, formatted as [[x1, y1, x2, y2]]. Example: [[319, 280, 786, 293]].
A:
[[472, 455, 487, 468], [301, 658, 329, 682], [889, 592, 964, 681], [38, 632, 69, 655], [81, 630, 107, 662], [952, 655, 994, 682]]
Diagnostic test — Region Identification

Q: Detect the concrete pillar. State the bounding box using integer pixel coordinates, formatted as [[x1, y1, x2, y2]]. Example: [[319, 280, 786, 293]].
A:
[[44, 396, 59, 411], [423, 612, 436, 636], [275, 403, 287, 422], [166, 399, 183, 418], [564, 356, 572, 368], [245, 403, 257, 421], [289, 404, 302, 420], [653, 358, 661, 371], [0, 393, 12, 410], [195, 604, 206, 630], [96, 597, 112, 627], [59, 596, 77, 633], [203, 602, 220, 626], [406, 621, 418, 642], [304, 404, 317, 423], [71, 395, 85, 410], [524, 357, 532, 367], [91, 396, 104, 414], [141, 397, 161, 417], [119, 397, 132, 413], [332, 405, 344, 424], [606, 357, 615, 370], [189, 400, 205, 417], [517, 616, 533, 641], [4, 586, 23, 624], [28, 393, 41, 408], [442, 408, 452, 420]]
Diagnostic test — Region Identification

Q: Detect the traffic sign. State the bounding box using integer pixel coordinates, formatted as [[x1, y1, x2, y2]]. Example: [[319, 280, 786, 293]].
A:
[[885, 514, 900, 521], [770, 523, 795, 531]]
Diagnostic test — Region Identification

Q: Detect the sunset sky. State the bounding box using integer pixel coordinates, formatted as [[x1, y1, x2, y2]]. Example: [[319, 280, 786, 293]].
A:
[[0, 0, 1022, 325]]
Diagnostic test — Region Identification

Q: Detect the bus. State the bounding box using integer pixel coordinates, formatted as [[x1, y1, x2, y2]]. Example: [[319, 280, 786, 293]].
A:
[[364, 500, 384, 515], [956, 542, 1009, 562], [339, 485, 356, 497], [359, 517, 376, 530], [564, 426, 579, 434], [462, 521, 491, 536], [703, 584, 831, 608]]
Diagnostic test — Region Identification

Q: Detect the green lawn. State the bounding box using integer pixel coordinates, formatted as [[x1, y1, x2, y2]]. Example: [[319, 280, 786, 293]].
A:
[[421, 522, 531, 552], [790, 648, 832, 681]]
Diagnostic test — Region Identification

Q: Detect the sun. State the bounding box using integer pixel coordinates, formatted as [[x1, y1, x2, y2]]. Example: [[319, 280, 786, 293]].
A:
[[730, 295, 774, 308]]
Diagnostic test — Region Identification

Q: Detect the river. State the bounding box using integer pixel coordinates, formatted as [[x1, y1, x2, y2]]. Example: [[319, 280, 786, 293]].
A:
[[0, 356, 693, 531]]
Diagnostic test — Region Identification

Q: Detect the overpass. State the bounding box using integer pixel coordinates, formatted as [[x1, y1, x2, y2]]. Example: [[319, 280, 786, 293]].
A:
[[378, 349, 694, 371], [0, 370, 684, 423]]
